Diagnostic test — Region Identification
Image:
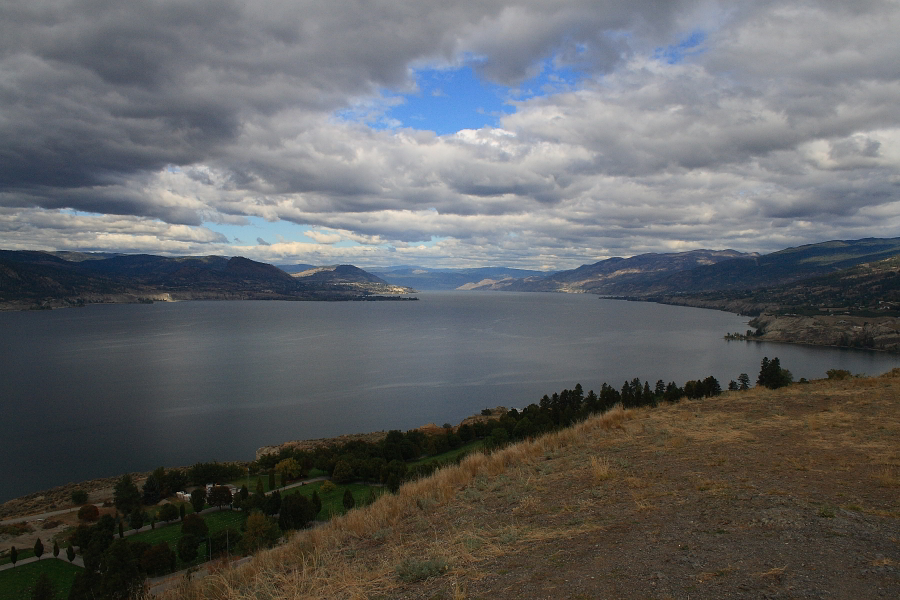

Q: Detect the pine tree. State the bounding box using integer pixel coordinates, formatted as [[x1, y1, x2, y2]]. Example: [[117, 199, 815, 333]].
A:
[[33, 538, 44, 560]]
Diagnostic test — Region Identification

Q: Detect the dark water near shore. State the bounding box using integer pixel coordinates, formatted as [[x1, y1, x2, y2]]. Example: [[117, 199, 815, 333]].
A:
[[2, 292, 898, 502]]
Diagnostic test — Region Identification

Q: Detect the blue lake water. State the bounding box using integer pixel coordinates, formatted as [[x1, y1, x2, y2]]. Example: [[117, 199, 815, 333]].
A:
[[2, 291, 898, 502]]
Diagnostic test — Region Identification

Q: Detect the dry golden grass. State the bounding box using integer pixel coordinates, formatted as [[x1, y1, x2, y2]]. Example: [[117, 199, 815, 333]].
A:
[[161, 379, 900, 600]]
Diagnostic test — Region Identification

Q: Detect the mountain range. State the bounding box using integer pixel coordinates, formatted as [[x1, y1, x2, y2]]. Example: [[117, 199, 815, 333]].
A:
[[4, 236, 900, 314], [0, 252, 413, 309]]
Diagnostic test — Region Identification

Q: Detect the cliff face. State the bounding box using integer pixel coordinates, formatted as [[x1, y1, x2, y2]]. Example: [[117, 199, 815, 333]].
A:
[[749, 314, 900, 353]]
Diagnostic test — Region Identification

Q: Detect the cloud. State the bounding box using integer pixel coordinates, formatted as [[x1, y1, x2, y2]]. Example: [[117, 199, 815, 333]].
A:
[[1, 1, 899, 268], [256, 237, 270, 246]]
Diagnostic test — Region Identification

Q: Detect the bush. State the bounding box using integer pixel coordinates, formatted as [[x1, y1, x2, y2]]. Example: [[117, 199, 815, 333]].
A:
[[181, 514, 208, 538], [177, 534, 200, 563], [141, 542, 176, 576], [826, 368, 853, 380], [395, 558, 448, 582], [78, 504, 100, 523], [157, 503, 179, 522], [320, 480, 337, 494], [71, 490, 89, 505]]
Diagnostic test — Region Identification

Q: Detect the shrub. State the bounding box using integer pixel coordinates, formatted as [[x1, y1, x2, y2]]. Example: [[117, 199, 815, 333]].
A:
[[181, 514, 208, 538], [157, 503, 179, 522], [141, 542, 176, 576], [320, 480, 337, 494], [71, 490, 88, 505], [826, 368, 853, 380], [77, 504, 100, 522], [342, 489, 355, 511], [395, 558, 448, 582], [177, 534, 200, 563]]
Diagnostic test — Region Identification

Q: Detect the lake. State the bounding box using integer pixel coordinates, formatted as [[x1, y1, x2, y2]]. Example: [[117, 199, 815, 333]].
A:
[[2, 291, 898, 502]]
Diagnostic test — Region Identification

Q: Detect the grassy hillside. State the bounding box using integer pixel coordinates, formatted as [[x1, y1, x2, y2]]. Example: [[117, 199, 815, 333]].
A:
[[163, 372, 900, 599]]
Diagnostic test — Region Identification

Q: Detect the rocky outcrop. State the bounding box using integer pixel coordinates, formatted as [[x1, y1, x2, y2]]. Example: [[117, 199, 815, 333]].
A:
[[748, 314, 900, 352]]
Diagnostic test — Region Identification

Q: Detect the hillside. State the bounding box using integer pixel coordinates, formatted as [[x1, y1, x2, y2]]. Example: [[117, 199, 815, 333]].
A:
[[372, 266, 550, 291], [0, 251, 414, 309], [465, 237, 900, 296], [165, 372, 900, 599]]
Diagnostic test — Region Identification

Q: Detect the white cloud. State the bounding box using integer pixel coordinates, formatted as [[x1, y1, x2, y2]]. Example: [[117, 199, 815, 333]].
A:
[[1, 1, 899, 268]]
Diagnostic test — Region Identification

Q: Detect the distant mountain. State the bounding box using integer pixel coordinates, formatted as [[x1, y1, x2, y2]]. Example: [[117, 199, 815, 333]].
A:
[[0, 252, 414, 310], [464, 238, 900, 297], [660, 253, 900, 317], [371, 266, 551, 290], [465, 249, 750, 293], [275, 263, 319, 274]]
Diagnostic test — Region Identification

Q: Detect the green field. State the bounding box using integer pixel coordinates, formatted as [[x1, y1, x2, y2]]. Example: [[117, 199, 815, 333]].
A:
[[0, 547, 36, 567], [279, 481, 385, 518], [0, 559, 83, 600], [129, 510, 247, 569], [408, 439, 483, 467]]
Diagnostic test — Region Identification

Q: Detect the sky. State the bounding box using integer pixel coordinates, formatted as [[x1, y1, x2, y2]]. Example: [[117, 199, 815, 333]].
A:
[[1, 0, 899, 270]]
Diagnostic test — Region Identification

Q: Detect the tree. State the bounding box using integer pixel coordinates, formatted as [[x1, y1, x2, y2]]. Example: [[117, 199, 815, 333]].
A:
[[275, 457, 304, 482], [113, 475, 141, 515], [78, 504, 99, 522], [179, 503, 186, 521], [10, 546, 17, 568], [31, 573, 54, 600], [53, 540, 60, 559], [34, 538, 44, 560], [158, 503, 179, 522], [342, 489, 355, 511], [737, 373, 751, 390], [181, 513, 209, 538], [177, 534, 200, 563], [129, 508, 144, 531], [268, 470, 276, 490], [67, 543, 76, 563], [311, 490, 322, 516], [118, 520, 124, 539], [142, 473, 162, 506], [332, 460, 354, 484], [757, 357, 793, 389], [241, 511, 281, 553], [190, 487, 206, 514], [71, 489, 88, 505], [278, 494, 317, 531], [256, 477, 265, 495], [209, 528, 241, 558], [97, 539, 143, 600], [141, 542, 176, 576], [208, 485, 233, 510], [264, 490, 281, 516]]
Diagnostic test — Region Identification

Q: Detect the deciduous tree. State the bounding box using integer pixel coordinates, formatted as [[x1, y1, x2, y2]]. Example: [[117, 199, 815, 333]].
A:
[[181, 514, 208, 538], [207, 485, 232, 510]]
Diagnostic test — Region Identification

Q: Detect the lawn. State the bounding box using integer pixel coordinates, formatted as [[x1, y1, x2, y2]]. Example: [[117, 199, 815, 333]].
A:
[[129, 509, 247, 570], [408, 439, 484, 467], [0, 559, 82, 600], [280, 481, 385, 519], [0, 547, 35, 567]]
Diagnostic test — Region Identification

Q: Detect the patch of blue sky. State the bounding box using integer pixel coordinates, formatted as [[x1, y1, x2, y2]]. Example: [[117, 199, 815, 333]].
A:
[[340, 59, 584, 135], [205, 217, 318, 246], [654, 30, 707, 64]]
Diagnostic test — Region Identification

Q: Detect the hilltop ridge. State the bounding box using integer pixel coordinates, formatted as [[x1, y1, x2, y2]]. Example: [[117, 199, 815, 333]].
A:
[[164, 371, 900, 599]]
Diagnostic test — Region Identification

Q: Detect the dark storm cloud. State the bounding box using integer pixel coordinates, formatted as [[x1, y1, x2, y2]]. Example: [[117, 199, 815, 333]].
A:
[[1, 0, 899, 268]]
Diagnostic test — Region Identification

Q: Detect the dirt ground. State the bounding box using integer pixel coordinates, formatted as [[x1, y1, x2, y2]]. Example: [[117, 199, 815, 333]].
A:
[[372, 374, 900, 599]]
